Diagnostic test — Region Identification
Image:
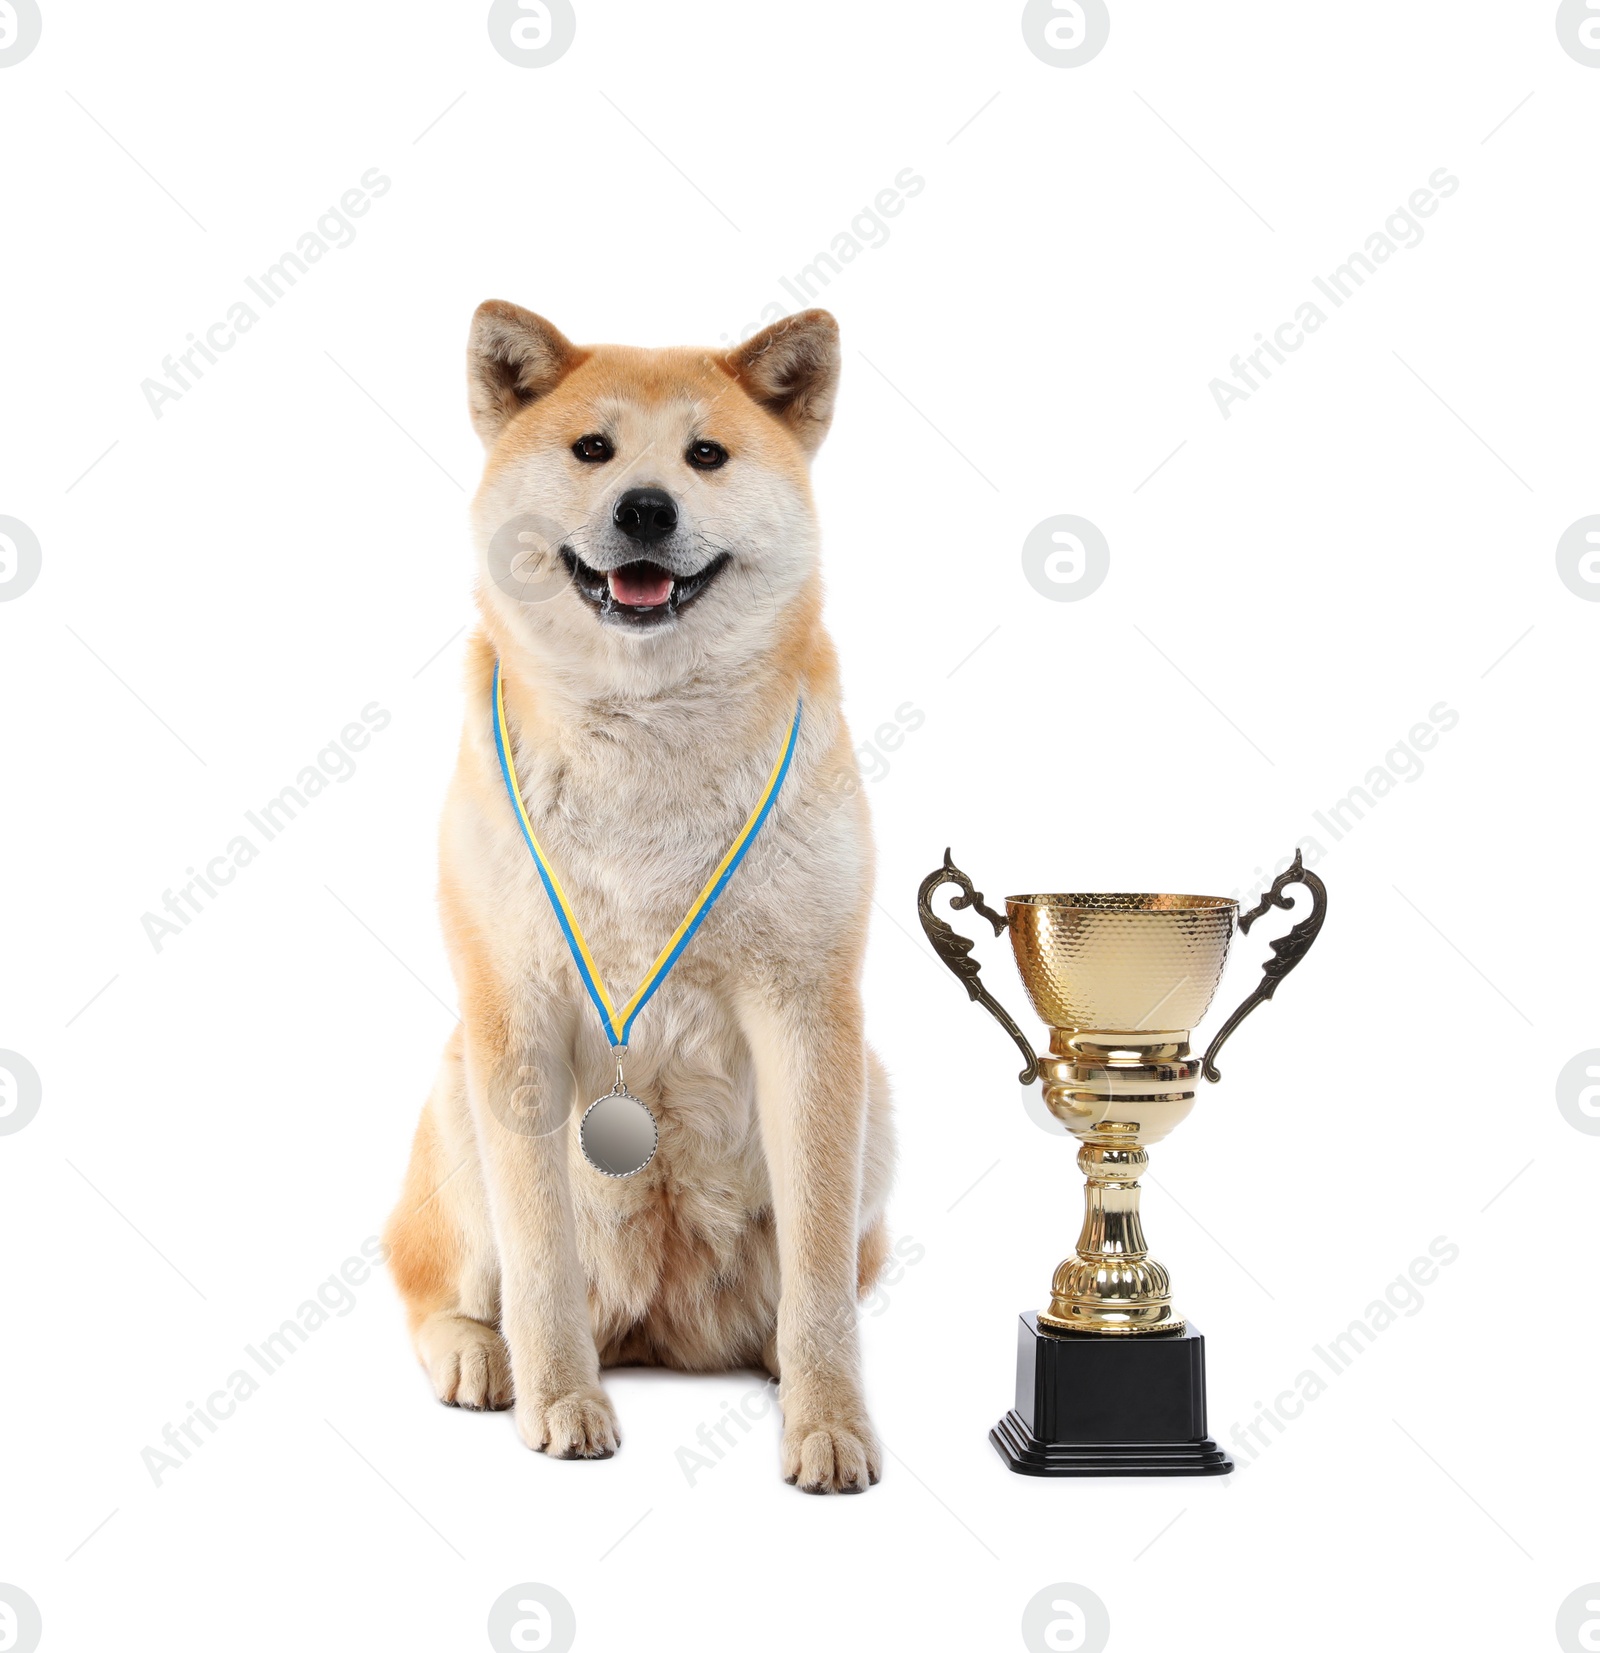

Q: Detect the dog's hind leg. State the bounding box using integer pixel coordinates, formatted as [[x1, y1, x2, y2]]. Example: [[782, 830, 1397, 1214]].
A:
[[384, 1028, 512, 1411]]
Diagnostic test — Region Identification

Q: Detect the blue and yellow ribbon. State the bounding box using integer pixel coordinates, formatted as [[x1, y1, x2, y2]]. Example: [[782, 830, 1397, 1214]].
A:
[[492, 659, 801, 1048]]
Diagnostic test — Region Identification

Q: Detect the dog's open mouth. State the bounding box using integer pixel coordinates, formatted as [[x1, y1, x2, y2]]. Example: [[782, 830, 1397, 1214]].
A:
[[560, 548, 730, 625]]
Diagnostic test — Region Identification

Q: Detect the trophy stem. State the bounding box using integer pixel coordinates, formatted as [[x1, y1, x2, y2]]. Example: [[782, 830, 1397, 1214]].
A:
[[1038, 1122, 1183, 1335]]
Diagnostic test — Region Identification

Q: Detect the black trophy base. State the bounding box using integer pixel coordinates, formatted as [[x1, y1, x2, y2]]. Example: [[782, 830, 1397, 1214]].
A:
[[992, 1410, 1232, 1476], [993, 1312, 1233, 1478]]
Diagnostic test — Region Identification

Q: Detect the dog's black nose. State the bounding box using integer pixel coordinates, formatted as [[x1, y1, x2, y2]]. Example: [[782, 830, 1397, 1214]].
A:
[[612, 488, 678, 545]]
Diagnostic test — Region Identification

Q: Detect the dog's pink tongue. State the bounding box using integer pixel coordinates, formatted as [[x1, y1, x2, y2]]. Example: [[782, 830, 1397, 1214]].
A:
[[609, 564, 673, 607]]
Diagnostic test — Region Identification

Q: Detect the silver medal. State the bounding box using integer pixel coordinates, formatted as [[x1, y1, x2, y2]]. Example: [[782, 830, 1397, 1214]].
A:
[[580, 1055, 657, 1177]]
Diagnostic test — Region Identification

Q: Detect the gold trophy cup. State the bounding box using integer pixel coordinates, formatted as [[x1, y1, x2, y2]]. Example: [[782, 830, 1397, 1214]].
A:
[[918, 849, 1327, 1474]]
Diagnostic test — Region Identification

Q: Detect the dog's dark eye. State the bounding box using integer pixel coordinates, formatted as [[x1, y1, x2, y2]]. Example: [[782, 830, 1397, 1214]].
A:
[[686, 440, 728, 471], [572, 434, 614, 463]]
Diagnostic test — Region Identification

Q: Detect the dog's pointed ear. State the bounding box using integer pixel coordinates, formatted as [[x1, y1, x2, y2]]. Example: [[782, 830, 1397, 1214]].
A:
[[722, 309, 840, 456], [467, 301, 583, 447]]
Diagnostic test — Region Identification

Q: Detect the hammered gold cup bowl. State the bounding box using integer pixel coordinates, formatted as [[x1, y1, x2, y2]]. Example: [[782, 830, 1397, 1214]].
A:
[[1006, 891, 1237, 1033], [918, 852, 1327, 1338]]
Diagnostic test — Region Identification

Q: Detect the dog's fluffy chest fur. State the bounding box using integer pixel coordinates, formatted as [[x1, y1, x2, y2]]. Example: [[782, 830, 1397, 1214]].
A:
[[449, 668, 819, 1328]]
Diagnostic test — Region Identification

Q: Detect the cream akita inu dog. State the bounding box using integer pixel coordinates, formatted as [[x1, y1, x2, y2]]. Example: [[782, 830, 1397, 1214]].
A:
[[385, 302, 892, 1493]]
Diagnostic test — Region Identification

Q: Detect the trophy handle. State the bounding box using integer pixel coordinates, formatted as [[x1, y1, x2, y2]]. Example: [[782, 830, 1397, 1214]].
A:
[[1201, 849, 1328, 1083], [916, 849, 1040, 1085]]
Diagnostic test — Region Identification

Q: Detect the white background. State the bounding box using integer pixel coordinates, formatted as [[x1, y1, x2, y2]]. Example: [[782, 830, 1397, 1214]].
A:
[[3, 3, 1598, 1650]]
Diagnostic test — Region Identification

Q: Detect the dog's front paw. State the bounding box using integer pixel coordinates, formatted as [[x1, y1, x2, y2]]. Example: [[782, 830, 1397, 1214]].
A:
[[782, 1408, 881, 1494], [517, 1388, 620, 1459], [420, 1314, 513, 1411]]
